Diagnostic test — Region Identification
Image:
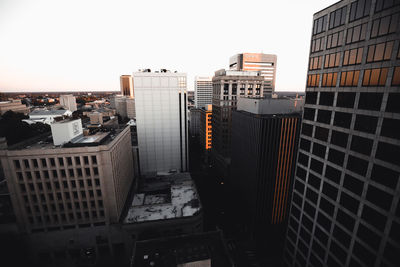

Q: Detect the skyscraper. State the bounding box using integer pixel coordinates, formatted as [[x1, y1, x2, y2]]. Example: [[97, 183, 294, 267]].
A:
[[211, 69, 265, 177], [134, 70, 189, 174], [59, 94, 77, 112], [230, 97, 303, 265], [284, 1, 400, 266], [229, 53, 277, 94], [120, 75, 134, 98], [194, 76, 213, 108]]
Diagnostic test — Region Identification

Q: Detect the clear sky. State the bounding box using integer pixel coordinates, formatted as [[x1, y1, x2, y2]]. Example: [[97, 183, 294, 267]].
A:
[[0, 0, 338, 92]]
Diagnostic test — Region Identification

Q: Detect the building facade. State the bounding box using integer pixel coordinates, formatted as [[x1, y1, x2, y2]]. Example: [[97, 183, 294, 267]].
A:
[[230, 97, 303, 265], [199, 104, 212, 152], [120, 75, 134, 98], [0, 99, 30, 115], [134, 70, 189, 174], [284, 1, 400, 267], [189, 108, 201, 137], [211, 69, 265, 176], [194, 76, 213, 108], [229, 53, 277, 94], [0, 124, 134, 233], [59, 94, 77, 112]]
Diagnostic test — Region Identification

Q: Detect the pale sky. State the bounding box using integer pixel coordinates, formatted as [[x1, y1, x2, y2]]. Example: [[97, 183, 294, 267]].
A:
[[0, 0, 338, 92]]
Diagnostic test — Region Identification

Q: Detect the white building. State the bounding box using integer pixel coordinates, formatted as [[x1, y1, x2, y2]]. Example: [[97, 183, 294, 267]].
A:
[[29, 109, 72, 124], [59, 94, 77, 112], [133, 70, 189, 174], [194, 76, 212, 109]]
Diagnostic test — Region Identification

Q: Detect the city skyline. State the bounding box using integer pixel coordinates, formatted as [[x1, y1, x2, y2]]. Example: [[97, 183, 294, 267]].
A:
[[0, 0, 338, 92]]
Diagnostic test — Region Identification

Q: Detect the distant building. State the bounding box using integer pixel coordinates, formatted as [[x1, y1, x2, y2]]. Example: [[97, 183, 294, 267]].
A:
[[229, 53, 277, 95], [0, 120, 134, 233], [211, 69, 265, 177], [29, 109, 72, 124], [199, 104, 212, 153], [284, 1, 400, 267], [120, 75, 134, 98], [131, 230, 233, 267], [134, 70, 189, 174], [187, 90, 195, 109], [0, 99, 29, 115], [230, 97, 303, 265], [194, 76, 213, 108], [112, 95, 135, 119], [59, 94, 77, 112], [189, 108, 201, 137]]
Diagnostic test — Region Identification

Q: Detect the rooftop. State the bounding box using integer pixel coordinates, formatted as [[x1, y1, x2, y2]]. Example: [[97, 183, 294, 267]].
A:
[[29, 109, 70, 116], [124, 173, 201, 224], [132, 230, 233, 267], [214, 69, 262, 77]]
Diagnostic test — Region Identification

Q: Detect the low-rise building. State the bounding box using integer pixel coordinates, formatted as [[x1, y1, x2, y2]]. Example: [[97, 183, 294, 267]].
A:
[[0, 99, 30, 115], [29, 109, 72, 124]]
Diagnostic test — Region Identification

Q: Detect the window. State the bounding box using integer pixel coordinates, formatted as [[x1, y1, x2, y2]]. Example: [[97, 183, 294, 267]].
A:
[[32, 159, 38, 168], [346, 23, 368, 44], [337, 209, 355, 231], [340, 191, 360, 214], [314, 126, 329, 141], [319, 92, 334, 106], [340, 71, 360, 86], [58, 158, 64, 166], [366, 185, 393, 210], [336, 92, 355, 108], [392, 67, 400, 86], [349, 0, 372, 22], [375, 0, 400, 12], [41, 159, 47, 167], [304, 108, 315, 121], [326, 31, 344, 49], [84, 156, 89, 165], [302, 123, 313, 137], [362, 68, 388, 86], [14, 160, 21, 169], [75, 157, 81, 165], [367, 41, 394, 63], [324, 52, 340, 68], [317, 109, 331, 124], [24, 159, 29, 168], [358, 92, 383, 111], [370, 13, 399, 38], [362, 206, 387, 231], [331, 130, 348, 148], [305, 92, 318, 104], [386, 93, 400, 113], [351, 135, 373, 155], [381, 118, 400, 140], [329, 6, 347, 29], [321, 72, 338, 87], [309, 56, 323, 70], [376, 141, 400, 166], [313, 15, 327, 35], [343, 174, 364, 196], [354, 114, 378, 134], [328, 148, 345, 166], [50, 158, 55, 167], [223, 83, 229, 95], [347, 155, 369, 176], [67, 157, 72, 166], [313, 143, 327, 158], [343, 47, 363, 65], [232, 83, 237, 95], [307, 74, 320, 87], [311, 37, 325, 53]]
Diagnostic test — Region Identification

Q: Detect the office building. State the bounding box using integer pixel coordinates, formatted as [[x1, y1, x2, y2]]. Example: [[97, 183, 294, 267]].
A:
[[211, 69, 265, 176], [284, 1, 400, 267], [134, 70, 189, 174], [199, 104, 212, 153], [0, 119, 134, 233], [0, 99, 29, 115], [194, 76, 213, 108], [230, 97, 303, 265], [131, 230, 233, 267], [59, 94, 77, 112], [189, 108, 201, 137], [120, 75, 134, 98], [229, 53, 277, 94]]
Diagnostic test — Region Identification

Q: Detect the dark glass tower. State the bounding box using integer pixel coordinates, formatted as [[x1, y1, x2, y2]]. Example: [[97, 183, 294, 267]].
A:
[[284, 0, 400, 266]]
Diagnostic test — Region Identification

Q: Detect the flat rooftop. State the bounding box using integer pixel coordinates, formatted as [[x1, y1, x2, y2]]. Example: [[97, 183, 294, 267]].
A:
[[124, 173, 201, 224], [132, 230, 233, 267]]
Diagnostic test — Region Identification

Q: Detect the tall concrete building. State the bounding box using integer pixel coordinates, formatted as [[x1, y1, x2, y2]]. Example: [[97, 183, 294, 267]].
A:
[[284, 1, 400, 267], [211, 69, 265, 176], [134, 70, 189, 174], [120, 75, 134, 98], [229, 53, 277, 94], [230, 97, 303, 265], [59, 94, 77, 112], [0, 119, 134, 233], [194, 76, 213, 108]]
